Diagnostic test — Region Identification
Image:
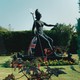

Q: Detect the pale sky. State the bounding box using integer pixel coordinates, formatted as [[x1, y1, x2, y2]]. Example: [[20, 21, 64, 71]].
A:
[[0, 0, 79, 31]]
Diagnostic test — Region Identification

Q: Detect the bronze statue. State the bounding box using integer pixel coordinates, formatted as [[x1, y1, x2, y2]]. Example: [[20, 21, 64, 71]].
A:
[[32, 9, 57, 51]]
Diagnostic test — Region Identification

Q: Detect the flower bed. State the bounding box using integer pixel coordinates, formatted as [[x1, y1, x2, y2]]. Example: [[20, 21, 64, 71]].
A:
[[40, 59, 77, 66]]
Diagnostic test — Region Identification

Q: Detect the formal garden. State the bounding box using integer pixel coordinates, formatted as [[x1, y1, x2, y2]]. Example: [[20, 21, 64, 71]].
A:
[[0, 22, 80, 80], [0, 55, 80, 80]]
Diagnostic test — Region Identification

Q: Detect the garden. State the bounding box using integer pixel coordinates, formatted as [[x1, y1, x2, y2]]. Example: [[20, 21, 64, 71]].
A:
[[0, 0, 80, 79], [0, 54, 80, 80], [0, 19, 80, 80]]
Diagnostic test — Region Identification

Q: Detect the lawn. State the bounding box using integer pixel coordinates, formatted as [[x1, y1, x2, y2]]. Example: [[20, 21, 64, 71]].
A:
[[0, 55, 80, 80]]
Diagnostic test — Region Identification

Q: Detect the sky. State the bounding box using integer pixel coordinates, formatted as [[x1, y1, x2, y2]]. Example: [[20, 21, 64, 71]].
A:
[[0, 0, 80, 31]]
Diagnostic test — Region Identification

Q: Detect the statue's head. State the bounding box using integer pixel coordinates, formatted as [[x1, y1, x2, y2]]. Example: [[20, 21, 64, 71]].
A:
[[35, 9, 42, 20]]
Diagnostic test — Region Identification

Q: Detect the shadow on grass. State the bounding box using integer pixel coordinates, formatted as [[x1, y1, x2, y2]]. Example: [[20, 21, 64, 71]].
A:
[[70, 65, 80, 73], [45, 66, 67, 77]]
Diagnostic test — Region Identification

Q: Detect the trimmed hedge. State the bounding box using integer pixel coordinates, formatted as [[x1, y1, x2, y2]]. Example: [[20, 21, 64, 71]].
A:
[[0, 30, 78, 55]]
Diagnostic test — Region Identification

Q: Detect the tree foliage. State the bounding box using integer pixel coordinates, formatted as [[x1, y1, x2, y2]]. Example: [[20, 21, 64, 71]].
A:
[[0, 26, 8, 32], [51, 23, 74, 50]]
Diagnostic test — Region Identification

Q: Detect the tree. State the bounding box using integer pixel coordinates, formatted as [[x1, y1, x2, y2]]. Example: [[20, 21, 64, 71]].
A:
[[0, 26, 8, 32], [51, 23, 74, 51]]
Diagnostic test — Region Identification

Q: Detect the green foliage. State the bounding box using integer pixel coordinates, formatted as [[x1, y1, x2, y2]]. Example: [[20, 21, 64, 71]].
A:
[[2, 60, 11, 68], [51, 23, 74, 46], [69, 33, 78, 54], [21, 58, 77, 66], [0, 26, 8, 32], [1, 31, 32, 53], [77, 18, 80, 34]]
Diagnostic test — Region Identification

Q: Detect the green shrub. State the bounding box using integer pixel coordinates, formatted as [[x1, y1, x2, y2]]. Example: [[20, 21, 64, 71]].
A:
[[2, 60, 11, 68]]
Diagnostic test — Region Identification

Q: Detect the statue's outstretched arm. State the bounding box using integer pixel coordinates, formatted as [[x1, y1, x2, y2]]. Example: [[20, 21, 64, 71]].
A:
[[44, 22, 56, 27]]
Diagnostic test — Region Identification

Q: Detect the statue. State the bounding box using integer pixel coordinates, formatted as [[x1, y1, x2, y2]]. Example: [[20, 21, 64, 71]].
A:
[[32, 9, 57, 51]]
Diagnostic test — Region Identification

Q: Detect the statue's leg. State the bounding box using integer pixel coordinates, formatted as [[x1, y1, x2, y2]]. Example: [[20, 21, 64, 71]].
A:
[[43, 33, 53, 47], [39, 34, 53, 50]]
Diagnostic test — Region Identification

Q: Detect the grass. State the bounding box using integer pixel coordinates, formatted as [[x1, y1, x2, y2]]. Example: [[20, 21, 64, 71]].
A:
[[0, 55, 80, 80]]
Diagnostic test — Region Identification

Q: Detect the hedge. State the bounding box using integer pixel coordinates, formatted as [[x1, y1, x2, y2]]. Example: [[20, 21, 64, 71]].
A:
[[0, 30, 78, 55]]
